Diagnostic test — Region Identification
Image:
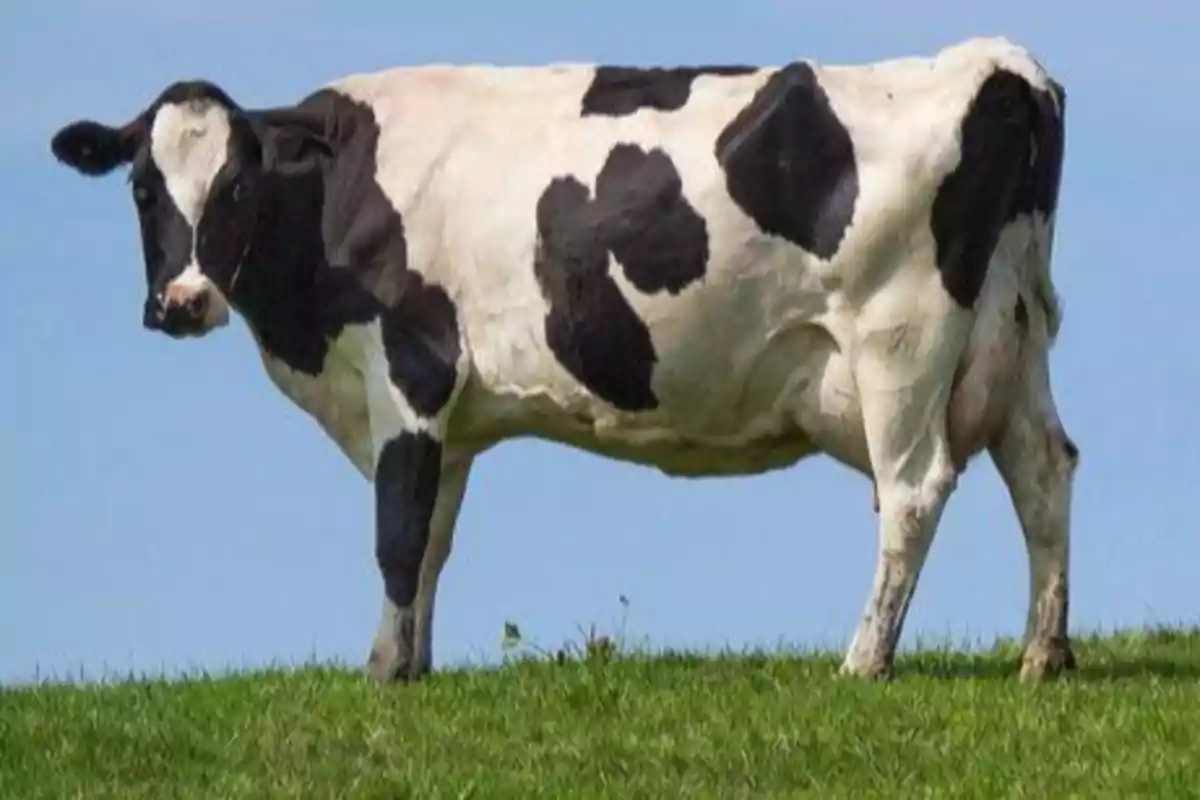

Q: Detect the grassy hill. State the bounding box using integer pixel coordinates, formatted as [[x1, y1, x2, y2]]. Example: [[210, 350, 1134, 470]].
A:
[[3, 627, 1200, 798]]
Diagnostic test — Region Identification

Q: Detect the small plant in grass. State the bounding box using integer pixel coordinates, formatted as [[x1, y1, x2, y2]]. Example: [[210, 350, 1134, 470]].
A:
[[501, 594, 632, 667]]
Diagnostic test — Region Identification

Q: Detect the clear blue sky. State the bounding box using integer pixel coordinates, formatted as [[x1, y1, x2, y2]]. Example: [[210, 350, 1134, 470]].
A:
[[2, 1, 1197, 685]]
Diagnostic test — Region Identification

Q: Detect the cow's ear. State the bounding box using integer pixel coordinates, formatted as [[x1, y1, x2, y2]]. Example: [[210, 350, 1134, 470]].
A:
[[51, 119, 142, 176], [250, 107, 334, 171], [268, 123, 334, 169]]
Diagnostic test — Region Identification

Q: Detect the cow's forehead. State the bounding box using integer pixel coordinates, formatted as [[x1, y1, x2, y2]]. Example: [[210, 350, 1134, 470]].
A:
[[148, 100, 233, 225]]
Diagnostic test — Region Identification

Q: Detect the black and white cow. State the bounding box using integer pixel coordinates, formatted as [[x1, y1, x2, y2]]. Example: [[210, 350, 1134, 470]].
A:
[[50, 35, 1077, 682]]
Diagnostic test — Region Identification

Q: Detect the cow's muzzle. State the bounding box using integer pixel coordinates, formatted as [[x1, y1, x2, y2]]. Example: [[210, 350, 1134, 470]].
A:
[[144, 280, 229, 338]]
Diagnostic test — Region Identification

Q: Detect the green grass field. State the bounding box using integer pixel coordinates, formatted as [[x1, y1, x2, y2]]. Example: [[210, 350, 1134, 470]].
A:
[[3, 627, 1199, 799]]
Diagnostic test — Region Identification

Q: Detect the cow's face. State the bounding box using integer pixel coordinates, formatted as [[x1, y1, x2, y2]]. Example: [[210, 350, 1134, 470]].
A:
[[51, 83, 268, 339]]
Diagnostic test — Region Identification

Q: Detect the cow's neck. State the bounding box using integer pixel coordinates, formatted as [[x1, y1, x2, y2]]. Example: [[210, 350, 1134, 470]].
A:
[[231, 165, 332, 376]]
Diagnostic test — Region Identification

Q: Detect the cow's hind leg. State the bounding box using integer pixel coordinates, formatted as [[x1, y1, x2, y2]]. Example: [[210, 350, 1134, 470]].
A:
[[368, 445, 472, 682], [841, 296, 971, 680], [989, 343, 1078, 681]]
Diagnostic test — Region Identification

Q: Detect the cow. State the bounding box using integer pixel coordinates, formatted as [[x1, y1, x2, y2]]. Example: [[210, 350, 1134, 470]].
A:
[[49, 35, 1077, 682]]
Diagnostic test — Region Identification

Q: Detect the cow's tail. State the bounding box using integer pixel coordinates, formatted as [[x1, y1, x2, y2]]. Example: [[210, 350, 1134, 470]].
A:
[[945, 62, 1068, 464], [1024, 73, 1067, 345]]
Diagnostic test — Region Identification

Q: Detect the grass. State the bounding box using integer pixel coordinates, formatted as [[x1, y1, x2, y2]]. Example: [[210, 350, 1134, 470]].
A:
[[3, 626, 1200, 799]]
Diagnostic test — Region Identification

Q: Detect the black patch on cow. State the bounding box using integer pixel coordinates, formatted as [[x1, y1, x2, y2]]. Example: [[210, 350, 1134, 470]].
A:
[[231, 160, 378, 374], [230, 89, 461, 417], [533, 143, 711, 411], [381, 273, 462, 417], [374, 431, 442, 609], [596, 144, 709, 293], [535, 177, 658, 412], [931, 69, 1040, 309], [715, 61, 858, 261], [1013, 78, 1066, 220], [128, 155, 193, 324], [581, 65, 757, 117], [194, 146, 266, 297]]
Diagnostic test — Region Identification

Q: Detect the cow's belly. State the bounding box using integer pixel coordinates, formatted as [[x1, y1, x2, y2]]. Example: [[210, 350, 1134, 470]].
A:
[[451, 259, 1028, 482], [451, 308, 875, 479]]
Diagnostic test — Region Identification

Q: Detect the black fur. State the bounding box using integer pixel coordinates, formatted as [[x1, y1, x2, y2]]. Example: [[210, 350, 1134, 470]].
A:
[[581, 65, 757, 117], [533, 143, 711, 411], [374, 432, 443, 609], [715, 62, 859, 261]]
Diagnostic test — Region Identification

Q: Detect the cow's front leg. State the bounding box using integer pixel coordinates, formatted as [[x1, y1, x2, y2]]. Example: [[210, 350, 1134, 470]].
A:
[[358, 284, 469, 681], [368, 441, 472, 682]]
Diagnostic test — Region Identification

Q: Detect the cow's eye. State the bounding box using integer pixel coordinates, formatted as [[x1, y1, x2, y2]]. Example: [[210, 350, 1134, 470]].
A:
[[133, 185, 151, 205]]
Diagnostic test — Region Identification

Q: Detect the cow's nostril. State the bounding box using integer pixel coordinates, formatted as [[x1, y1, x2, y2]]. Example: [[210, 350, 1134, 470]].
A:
[[187, 292, 209, 318]]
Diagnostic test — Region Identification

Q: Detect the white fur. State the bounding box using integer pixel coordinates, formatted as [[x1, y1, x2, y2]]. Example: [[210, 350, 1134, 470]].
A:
[[150, 101, 231, 227]]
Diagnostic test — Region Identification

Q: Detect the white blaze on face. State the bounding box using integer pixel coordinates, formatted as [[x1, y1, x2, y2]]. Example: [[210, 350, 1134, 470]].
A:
[[150, 100, 234, 328]]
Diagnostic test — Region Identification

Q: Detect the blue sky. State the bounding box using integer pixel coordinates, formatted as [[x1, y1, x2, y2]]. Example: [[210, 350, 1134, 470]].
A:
[[2, 1, 1197, 684]]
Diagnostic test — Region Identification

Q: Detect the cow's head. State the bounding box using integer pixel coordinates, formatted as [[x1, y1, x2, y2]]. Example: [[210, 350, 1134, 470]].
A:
[[50, 80, 330, 339]]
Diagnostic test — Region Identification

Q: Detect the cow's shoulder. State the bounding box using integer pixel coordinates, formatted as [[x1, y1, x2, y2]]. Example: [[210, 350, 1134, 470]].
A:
[[280, 83, 466, 418]]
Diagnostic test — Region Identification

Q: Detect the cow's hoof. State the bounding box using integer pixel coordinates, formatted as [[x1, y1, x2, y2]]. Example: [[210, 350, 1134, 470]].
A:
[[1020, 639, 1076, 682], [366, 644, 427, 683]]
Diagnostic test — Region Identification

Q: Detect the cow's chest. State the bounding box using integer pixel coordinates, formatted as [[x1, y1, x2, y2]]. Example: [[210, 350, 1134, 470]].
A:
[[257, 342, 375, 478]]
